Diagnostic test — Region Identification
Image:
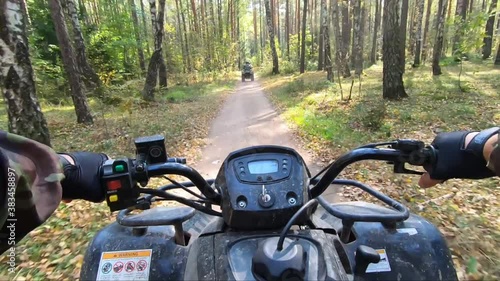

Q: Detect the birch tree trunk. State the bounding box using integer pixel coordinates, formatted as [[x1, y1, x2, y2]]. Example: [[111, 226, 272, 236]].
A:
[[0, 0, 51, 145]]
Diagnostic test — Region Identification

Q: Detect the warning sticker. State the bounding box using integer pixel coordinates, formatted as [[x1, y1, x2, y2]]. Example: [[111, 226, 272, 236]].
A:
[[96, 249, 152, 281], [366, 249, 391, 273]]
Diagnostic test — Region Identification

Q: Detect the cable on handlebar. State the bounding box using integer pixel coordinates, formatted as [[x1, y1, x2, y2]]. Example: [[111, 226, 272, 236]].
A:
[[162, 176, 208, 201], [139, 188, 222, 216], [147, 163, 221, 204]]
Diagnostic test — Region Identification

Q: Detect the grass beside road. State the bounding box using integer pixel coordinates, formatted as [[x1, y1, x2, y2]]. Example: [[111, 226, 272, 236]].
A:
[[261, 61, 500, 280]]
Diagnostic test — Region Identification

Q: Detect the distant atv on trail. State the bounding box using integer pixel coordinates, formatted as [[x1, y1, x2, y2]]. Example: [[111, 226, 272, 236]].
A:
[[241, 62, 254, 82]]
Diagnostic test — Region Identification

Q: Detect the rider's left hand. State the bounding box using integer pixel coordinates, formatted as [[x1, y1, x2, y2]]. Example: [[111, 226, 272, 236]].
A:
[[59, 152, 109, 202]]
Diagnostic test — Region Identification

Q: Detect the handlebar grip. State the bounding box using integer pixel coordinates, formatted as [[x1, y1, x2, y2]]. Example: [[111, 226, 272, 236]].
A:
[[409, 145, 437, 166]]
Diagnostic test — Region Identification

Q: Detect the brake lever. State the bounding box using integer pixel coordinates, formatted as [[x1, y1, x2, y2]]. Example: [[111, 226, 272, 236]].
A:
[[393, 161, 424, 175]]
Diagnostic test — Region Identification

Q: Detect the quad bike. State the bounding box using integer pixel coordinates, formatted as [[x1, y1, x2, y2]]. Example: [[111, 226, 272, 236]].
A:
[[242, 66, 255, 82], [80, 135, 458, 281]]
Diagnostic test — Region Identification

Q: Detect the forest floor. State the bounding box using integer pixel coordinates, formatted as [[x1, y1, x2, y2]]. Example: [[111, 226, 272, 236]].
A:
[[260, 60, 500, 280], [0, 77, 236, 280]]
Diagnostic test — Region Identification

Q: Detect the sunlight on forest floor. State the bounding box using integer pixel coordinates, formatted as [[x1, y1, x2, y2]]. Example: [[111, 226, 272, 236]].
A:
[[0, 78, 236, 280], [262, 61, 500, 280]]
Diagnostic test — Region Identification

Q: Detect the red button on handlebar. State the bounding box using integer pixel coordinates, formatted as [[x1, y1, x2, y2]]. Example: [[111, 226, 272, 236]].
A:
[[107, 180, 122, 190]]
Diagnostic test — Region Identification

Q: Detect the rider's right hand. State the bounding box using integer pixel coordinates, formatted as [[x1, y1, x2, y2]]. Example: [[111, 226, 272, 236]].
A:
[[419, 130, 496, 188]]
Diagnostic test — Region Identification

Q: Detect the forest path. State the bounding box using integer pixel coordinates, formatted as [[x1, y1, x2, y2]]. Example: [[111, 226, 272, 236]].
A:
[[192, 79, 339, 201]]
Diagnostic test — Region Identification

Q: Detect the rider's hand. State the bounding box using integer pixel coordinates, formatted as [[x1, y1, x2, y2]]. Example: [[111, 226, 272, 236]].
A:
[[59, 152, 109, 202], [419, 130, 496, 188]]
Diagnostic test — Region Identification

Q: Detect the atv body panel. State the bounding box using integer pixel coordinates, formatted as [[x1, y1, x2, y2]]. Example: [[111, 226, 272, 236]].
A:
[[80, 202, 457, 281]]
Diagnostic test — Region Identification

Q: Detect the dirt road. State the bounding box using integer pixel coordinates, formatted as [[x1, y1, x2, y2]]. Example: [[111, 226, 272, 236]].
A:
[[192, 79, 339, 201]]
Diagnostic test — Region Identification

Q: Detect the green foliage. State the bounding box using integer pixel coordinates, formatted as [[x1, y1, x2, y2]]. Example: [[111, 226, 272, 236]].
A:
[[352, 99, 387, 131], [452, 11, 489, 59], [280, 60, 297, 74]]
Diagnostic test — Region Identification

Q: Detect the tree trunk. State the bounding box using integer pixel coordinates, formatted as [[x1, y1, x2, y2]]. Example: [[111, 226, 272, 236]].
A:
[[421, 0, 433, 62], [49, 0, 93, 124], [179, 0, 192, 71], [142, 50, 161, 100], [482, 0, 497, 59], [432, 0, 448, 75], [322, 0, 333, 81], [157, 0, 167, 87], [66, 0, 101, 89], [1, 0, 51, 145], [254, 1, 259, 56], [452, 0, 469, 57], [399, 0, 409, 73], [495, 43, 500, 65], [469, 0, 474, 12], [300, 0, 307, 73], [332, 0, 350, 77], [352, 0, 363, 74], [408, 1, 416, 56], [383, 0, 408, 99], [139, 0, 151, 57], [310, 0, 315, 57], [142, 0, 167, 99], [190, 0, 199, 33], [286, 0, 290, 58], [174, 0, 186, 72], [265, 0, 280, 74], [297, 0, 301, 60], [277, 0, 281, 46], [341, 0, 351, 66], [413, 0, 425, 66], [318, 0, 326, 70], [129, 0, 146, 72], [370, 0, 381, 64]]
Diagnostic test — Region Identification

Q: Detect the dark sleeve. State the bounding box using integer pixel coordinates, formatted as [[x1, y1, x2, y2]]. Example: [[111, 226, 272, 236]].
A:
[[0, 131, 63, 254], [488, 131, 500, 176]]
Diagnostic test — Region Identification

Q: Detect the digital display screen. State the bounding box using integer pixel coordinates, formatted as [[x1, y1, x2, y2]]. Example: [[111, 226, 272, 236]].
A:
[[248, 160, 279, 174]]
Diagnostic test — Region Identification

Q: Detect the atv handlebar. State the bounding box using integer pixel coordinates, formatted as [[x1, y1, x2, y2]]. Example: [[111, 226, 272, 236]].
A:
[[102, 139, 435, 212], [310, 140, 434, 197]]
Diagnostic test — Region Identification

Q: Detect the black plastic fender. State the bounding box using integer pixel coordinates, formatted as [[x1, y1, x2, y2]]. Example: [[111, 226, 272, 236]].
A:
[[312, 201, 458, 281]]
